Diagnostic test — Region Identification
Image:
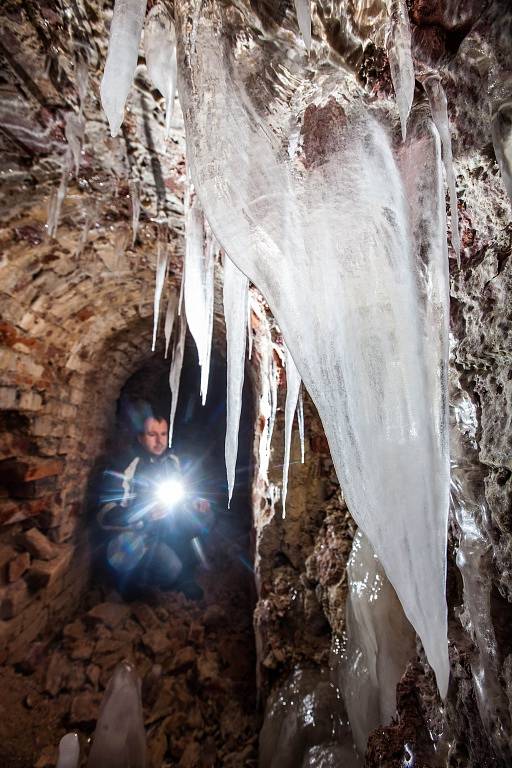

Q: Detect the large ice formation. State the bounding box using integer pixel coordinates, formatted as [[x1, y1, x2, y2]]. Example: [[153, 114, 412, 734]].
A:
[[100, 0, 147, 137], [87, 661, 146, 767], [175, 4, 450, 696], [335, 531, 416, 754]]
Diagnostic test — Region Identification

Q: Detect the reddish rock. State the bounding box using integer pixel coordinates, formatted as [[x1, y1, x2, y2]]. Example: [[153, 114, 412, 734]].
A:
[[132, 602, 159, 630], [143, 628, 171, 656], [86, 601, 130, 628], [8, 551, 30, 582], [70, 691, 102, 724], [0, 579, 29, 619], [45, 651, 71, 696], [171, 646, 196, 673], [19, 528, 56, 560], [178, 741, 201, 768]]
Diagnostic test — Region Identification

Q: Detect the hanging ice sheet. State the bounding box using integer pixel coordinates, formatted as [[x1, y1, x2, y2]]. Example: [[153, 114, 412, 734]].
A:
[[101, 0, 147, 137], [223, 253, 248, 504], [282, 346, 301, 518], [144, 4, 178, 138], [176, 6, 450, 696]]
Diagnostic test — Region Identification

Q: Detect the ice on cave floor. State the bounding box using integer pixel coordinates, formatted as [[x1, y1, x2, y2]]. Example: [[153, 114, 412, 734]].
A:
[[87, 661, 146, 768], [259, 667, 361, 768], [294, 0, 312, 50], [386, 0, 415, 139], [282, 345, 301, 518], [164, 289, 178, 358], [424, 75, 461, 265], [200, 228, 216, 404], [335, 531, 416, 755], [177, 9, 450, 696], [168, 309, 187, 447], [223, 253, 248, 503], [297, 386, 305, 464], [100, 0, 147, 137], [129, 179, 141, 246], [56, 733, 79, 768], [152, 228, 169, 351], [144, 4, 177, 138], [64, 112, 85, 177]]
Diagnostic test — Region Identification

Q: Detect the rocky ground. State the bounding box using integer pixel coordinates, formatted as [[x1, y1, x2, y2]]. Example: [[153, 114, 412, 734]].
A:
[[0, 515, 259, 768]]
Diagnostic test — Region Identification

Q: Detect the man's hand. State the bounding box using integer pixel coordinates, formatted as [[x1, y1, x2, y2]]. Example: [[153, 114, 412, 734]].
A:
[[194, 498, 211, 515], [150, 503, 171, 521]]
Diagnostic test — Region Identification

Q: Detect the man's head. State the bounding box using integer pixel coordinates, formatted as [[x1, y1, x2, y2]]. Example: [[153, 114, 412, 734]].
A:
[[138, 417, 168, 457]]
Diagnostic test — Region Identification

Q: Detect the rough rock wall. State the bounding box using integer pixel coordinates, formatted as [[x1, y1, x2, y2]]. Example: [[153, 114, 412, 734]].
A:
[[0, 0, 187, 660]]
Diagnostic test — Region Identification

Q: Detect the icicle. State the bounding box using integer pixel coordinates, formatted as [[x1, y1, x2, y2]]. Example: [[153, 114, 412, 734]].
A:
[[75, 55, 89, 117], [184, 196, 207, 360], [87, 661, 146, 768], [47, 151, 71, 238], [144, 4, 177, 138], [164, 289, 178, 358], [247, 291, 253, 360], [56, 733, 80, 768], [386, 0, 415, 140], [64, 112, 85, 177], [100, 0, 147, 137], [267, 351, 279, 458], [177, 8, 450, 697], [424, 75, 461, 266], [294, 0, 312, 50], [282, 346, 301, 518], [200, 229, 215, 404], [297, 386, 305, 464], [152, 227, 169, 351], [75, 208, 94, 259], [223, 254, 248, 504], [129, 179, 141, 246], [168, 309, 187, 447]]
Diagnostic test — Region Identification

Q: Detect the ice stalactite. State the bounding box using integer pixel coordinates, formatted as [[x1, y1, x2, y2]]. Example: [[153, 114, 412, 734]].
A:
[[65, 112, 85, 176], [200, 228, 216, 404], [75, 207, 94, 259], [294, 0, 312, 50], [184, 192, 206, 360], [223, 253, 248, 504], [386, 0, 415, 140], [297, 386, 305, 464], [152, 227, 169, 351], [144, 4, 178, 138], [490, 77, 512, 206], [176, 6, 450, 696], [168, 309, 187, 447], [424, 75, 461, 265], [129, 179, 141, 246], [75, 54, 89, 117], [87, 661, 146, 768], [100, 0, 147, 137], [282, 346, 301, 518], [164, 289, 178, 358], [56, 733, 80, 768], [257, 334, 275, 482], [47, 152, 71, 239], [335, 531, 416, 754], [267, 351, 280, 462]]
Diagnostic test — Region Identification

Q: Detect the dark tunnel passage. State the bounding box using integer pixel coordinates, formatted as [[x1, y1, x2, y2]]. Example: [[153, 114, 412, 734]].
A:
[[0, 333, 260, 767]]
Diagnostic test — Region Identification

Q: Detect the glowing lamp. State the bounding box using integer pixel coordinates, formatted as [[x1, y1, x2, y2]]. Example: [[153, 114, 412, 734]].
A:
[[156, 479, 185, 507]]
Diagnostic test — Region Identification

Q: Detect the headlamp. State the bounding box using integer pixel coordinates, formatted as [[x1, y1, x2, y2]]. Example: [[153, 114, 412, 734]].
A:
[[155, 479, 185, 507]]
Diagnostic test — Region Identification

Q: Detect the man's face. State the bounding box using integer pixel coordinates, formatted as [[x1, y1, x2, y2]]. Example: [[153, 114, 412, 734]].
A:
[[138, 418, 168, 457]]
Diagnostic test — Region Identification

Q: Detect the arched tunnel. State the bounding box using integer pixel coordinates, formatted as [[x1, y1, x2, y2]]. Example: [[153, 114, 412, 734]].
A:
[[1, 1, 512, 767]]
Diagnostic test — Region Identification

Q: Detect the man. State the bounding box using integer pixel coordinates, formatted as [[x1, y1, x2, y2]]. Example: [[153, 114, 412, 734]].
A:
[[98, 413, 212, 599]]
